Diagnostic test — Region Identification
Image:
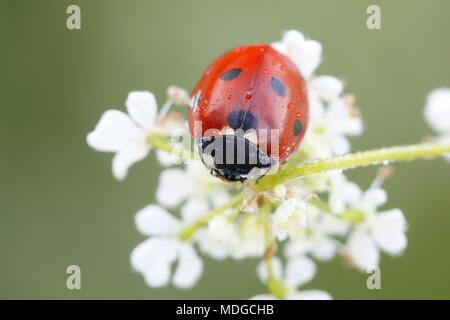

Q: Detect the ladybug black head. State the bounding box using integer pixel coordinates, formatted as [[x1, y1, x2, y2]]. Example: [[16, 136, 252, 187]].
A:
[[198, 134, 274, 182]]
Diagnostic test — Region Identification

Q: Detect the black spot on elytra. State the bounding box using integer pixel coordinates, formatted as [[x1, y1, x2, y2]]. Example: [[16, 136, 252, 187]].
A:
[[293, 120, 302, 136], [271, 77, 287, 97], [220, 68, 242, 80], [227, 110, 258, 131]]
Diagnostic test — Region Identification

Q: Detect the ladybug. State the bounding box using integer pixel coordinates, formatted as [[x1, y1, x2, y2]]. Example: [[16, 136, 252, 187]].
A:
[[188, 44, 308, 182]]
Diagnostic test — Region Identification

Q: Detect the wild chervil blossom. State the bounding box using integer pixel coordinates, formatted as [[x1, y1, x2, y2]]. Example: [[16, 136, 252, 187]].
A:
[[252, 256, 331, 300], [87, 29, 450, 299], [156, 161, 230, 211], [87, 90, 186, 180], [341, 187, 407, 271], [284, 205, 349, 262], [424, 88, 450, 160], [131, 204, 203, 288]]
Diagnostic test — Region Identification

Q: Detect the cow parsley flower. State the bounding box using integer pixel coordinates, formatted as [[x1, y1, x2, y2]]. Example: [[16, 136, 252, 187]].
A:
[[86, 28, 450, 299], [197, 210, 266, 260], [327, 170, 363, 214], [131, 204, 203, 288], [285, 205, 349, 261], [303, 96, 363, 159], [342, 188, 408, 271], [272, 30, 322, 80], [87, 91, 185, 180], [251, 257, 331, 300], [195, 212, 239, 260], [156, 161, 230, 211], [272, 198, 308, 241]]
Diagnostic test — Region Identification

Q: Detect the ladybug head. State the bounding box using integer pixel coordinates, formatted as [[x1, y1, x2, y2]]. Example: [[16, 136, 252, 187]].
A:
[[197, 133, 274, 182]]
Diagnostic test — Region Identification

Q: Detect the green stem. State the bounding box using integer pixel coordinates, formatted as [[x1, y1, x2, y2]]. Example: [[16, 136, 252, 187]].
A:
[[309, 198, 365, 224], [147, 132, 199, 162], [178, 194, 243, 241], [255, 142, 450, 192], [282, 149, 308, 170], [261, 200, 287, 299]]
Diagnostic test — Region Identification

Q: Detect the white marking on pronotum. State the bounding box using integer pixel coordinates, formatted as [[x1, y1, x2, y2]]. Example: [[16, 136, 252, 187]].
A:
[[221, 126, 235, 136], [202, 153, 215, 167]]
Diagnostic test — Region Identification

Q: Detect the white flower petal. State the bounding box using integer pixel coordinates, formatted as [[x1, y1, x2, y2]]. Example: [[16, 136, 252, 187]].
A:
[[276, 30, 322, 78], [156, 150, 181, 166], [231, 237, 265, 260], [347, 228, 380, 271], [285, 256, 316, 287], [112, 145, 149, 180], [172, 244, 203, 288], [362, 188, 387, 210], [328, 100, 363, 136], [130, 238, 178, 287], [329, 190, 345, 214], [207, 214, 238, 247], [210, 191, 231, 207], [288, 290, 332, 300], [344, 117, 364, 136], [329, 176, 362, 212], [196, 230, 229, 260], [372, 209, 407, 255], [320, 215, 350, 236], [340, 182, 363, 207], [135, 205, 180, 236], [310, 75, 344, 103], [180, 198, 209, 223], [311, 236, 339, 261], [273, 198, 298, 240], [331, 135, 351, 156], [284, 239, 311, 257], [156, 168, 191, 208], [125, 91, 158, 130], [256, 257, 283, 284], [424, 88, 450, 133], [308, 92, 325, 122], [276, 198, 298, 217], [87, 110, 143, 152]]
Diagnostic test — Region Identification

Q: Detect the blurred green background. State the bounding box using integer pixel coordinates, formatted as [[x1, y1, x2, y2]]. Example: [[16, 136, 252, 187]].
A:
[[1, 0, 450, 299]]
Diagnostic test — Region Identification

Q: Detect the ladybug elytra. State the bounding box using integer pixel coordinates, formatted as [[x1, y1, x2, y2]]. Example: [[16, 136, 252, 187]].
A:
[[188, 44, 309, 182]]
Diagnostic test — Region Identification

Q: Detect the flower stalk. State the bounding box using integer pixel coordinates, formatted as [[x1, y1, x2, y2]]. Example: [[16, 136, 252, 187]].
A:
[[178, 194, 243, 241], [309, 198, 365, 223], [261, 200, 287, 299], [147, 132, 199, 162], [255, 142, 450, 192]]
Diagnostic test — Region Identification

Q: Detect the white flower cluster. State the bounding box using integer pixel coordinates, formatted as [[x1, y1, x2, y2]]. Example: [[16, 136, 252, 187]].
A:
[[86, 29, 445, 299]]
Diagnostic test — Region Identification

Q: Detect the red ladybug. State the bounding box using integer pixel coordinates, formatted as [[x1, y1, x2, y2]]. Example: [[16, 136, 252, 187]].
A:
[[188, 44, 308, 181]]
